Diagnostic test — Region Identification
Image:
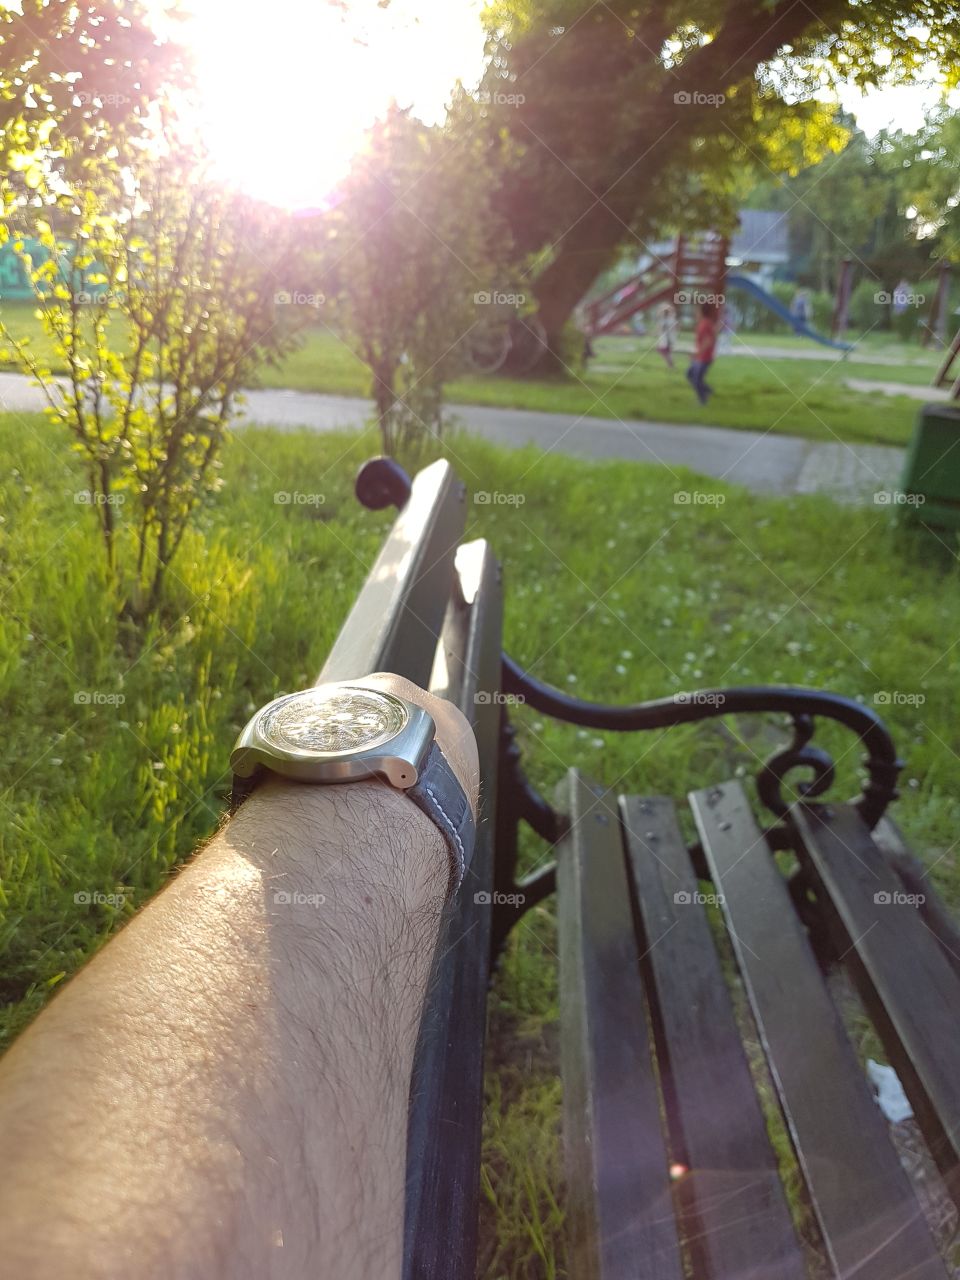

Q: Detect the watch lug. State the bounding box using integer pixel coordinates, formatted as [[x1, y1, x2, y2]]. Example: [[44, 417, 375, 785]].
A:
[[381, 756, 418, 788]]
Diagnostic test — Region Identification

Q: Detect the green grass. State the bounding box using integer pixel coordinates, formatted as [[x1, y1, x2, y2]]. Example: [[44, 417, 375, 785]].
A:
[[0, 300, 943, 446], [3, 411, 960, 1276]]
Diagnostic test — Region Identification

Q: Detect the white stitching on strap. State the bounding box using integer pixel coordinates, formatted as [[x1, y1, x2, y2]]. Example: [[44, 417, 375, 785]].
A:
[[424, 784, 466, 875]]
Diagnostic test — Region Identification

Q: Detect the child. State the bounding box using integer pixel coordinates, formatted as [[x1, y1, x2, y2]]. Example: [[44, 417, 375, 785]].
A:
[[686, 301, 719, 405], [656, 302, 677, 367]]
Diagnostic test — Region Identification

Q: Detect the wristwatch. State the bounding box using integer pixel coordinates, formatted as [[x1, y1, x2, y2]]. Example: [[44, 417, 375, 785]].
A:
[[230, 680, 475, 897]]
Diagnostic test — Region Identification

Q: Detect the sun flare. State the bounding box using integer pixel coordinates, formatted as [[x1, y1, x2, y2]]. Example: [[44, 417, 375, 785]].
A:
[[164, 0, 486, 209]]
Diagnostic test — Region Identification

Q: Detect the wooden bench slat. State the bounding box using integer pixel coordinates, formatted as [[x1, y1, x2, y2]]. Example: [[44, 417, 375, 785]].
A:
[[402, 540, 503, 1280], [318, 458, 466, 687], [621, 795, 807, 1280], [690, 782, 947, 1279], [558, 772, 684, 1280], [792, 802, 960, 1192]]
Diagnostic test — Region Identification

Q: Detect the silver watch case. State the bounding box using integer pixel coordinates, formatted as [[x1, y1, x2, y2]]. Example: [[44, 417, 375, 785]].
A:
[[230, 682, 437, 790]]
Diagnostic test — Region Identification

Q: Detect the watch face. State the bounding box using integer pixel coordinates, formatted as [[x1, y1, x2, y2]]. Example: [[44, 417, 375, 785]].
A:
[[257, 686, 409, 758]]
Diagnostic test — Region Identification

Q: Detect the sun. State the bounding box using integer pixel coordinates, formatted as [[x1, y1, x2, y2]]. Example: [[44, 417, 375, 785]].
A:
[[164, 0, 487, 210]]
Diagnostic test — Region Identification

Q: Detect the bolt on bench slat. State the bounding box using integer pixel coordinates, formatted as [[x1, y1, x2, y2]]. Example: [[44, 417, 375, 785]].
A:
[[690, 781, 947, 1279]]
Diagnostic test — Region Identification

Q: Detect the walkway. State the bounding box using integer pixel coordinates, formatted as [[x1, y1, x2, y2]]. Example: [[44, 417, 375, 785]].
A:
[[0, 372, 905, 504]]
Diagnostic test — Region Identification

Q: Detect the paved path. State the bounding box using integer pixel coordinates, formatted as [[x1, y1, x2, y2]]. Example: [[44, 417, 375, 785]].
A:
[[596, 342, 940, 366], [845, 377, 949, 402], [0, 371, 905, 504]]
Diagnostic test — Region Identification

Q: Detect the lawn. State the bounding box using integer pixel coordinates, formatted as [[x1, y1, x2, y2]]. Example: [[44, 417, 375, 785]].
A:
[[2, 408, 959, 1276], [0, 300, 941, 446]]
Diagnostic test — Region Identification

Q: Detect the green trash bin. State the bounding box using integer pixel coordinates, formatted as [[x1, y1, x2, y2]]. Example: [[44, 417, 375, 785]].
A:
[[899, 402, 960, 529]]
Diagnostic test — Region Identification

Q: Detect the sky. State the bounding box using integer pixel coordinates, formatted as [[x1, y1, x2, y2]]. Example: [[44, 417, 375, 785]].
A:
[[162, 0, 954, 209]]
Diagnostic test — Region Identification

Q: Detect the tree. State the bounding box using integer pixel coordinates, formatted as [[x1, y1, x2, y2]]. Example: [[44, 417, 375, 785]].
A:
[[0, 149, 302, 622], [315, 105, 505, 454], [476, 0, 960, 365], [1, 0, 187, 181]]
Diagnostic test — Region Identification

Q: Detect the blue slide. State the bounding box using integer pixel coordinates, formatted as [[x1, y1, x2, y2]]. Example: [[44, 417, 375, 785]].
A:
[[726, 274, 853, 351]]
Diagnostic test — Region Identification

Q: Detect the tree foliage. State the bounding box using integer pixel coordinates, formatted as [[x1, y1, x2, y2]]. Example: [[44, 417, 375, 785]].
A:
[[0, 151, 301, 622], [1, 0, 187, 182], [746, 109, 960, 295], [475, 0, 960, 358], [314, 104, 506, 455]]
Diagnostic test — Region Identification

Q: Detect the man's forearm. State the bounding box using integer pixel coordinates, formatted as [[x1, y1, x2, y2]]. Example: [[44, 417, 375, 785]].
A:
[[0, 780, 449, 1280]]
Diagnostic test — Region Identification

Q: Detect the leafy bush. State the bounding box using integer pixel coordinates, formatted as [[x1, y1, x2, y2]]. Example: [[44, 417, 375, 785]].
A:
[[1, 150, 302, 622], [311, 105, 505, 456]]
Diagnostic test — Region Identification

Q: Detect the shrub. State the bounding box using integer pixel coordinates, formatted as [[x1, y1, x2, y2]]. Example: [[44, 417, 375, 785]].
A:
[[0, 150, 302, 622]]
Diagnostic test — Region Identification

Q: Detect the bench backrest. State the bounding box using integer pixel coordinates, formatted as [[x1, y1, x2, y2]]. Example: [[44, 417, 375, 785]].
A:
[[320, 458, 502, 1280]]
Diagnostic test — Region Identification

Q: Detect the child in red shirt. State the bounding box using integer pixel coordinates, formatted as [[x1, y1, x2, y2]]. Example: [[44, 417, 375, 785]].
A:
[[686, 301, 719, 404]]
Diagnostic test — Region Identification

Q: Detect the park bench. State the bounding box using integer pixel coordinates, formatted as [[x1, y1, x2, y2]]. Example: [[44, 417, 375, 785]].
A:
[[320, 454, 960, 1279]]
